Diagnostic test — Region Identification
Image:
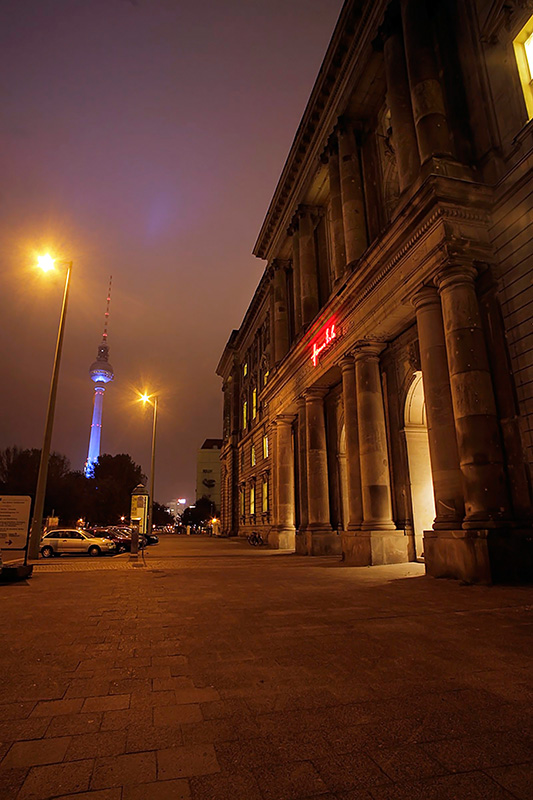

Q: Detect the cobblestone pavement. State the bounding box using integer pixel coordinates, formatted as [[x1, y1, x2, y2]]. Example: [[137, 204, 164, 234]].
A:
[[1, 535, 532, 800]]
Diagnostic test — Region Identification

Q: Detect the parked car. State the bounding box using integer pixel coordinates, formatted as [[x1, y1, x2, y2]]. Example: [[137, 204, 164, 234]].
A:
[[90, 527, 132, 553], [40, 529, 116, 558]]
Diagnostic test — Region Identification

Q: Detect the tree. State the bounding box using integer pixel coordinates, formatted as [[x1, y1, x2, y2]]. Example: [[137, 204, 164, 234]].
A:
[[0, 446, 73, 518], [182, 496, 215, 526], [88, 453, 146, 525], [152, 502, 174, 527]]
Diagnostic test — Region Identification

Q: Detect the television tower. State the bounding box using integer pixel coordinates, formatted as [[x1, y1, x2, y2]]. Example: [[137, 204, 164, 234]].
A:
[[84, 277, 114, 477]]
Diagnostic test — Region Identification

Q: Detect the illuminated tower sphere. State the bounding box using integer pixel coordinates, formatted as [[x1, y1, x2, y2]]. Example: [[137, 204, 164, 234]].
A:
[[85, 278, 114, 477]]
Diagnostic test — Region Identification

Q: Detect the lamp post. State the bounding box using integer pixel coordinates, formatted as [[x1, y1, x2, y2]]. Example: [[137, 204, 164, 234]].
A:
[[140, 393, 159, 538], [28, 256, 73, 561]]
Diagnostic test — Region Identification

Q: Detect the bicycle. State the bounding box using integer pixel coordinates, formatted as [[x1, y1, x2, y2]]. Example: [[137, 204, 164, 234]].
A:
[[246, 531, 267, 546]]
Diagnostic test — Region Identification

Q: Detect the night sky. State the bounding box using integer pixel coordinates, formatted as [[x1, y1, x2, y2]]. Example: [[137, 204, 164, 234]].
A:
[[0, 0, 343, 506]]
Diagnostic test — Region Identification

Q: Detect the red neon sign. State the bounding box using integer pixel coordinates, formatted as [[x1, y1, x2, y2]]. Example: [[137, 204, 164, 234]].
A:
[[311, 321, 337, 367]]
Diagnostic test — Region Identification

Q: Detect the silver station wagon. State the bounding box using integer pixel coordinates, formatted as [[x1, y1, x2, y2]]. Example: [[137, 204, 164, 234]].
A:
[[40, 529, 116, 558]]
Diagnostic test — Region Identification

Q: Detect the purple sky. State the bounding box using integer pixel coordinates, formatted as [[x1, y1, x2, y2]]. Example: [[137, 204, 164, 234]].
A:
[[0, 0, 343, 506]]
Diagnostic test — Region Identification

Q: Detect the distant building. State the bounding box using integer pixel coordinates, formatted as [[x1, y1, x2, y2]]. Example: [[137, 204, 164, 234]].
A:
[[167, 498, 187, 520], [217, 0, 533, 585], [196, 439, 223, 514]]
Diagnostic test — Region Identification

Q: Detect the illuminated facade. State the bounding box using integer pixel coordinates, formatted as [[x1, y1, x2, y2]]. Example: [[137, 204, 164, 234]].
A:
[[217, 0, 533, 583], [196, 439, 223, 514], [85, 279, 114, 477]]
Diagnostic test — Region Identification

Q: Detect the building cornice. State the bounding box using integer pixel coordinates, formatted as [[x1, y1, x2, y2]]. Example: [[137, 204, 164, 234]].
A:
[[253, 0, 387, 262]]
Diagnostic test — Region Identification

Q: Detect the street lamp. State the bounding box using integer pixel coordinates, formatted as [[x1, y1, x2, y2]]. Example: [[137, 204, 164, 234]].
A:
[[28, 256, 73, 561], [139, 392, 158, 537]]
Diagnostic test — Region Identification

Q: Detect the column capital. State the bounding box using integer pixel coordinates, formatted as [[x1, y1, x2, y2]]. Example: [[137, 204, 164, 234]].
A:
[[338, 355, 355, 372], [372, 1, 402, 51], [271, 258, 291, 273], [275, 413, 295, 427], [304, 386, 328, 402], [296, 395, 307, 410], [435, 264, 477, 293], [411, 285, 440, 311], [320, 132, 339, 163], [353, 340, 387, 360]]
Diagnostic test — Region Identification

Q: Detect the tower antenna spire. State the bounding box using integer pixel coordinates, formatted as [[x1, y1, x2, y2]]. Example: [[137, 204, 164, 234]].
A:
[[84, 277, 115, 477], [102, 275, 112, 342]]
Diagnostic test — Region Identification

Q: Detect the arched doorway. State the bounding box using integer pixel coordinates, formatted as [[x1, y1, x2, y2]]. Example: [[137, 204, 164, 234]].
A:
[[404, 372, 435, 560]]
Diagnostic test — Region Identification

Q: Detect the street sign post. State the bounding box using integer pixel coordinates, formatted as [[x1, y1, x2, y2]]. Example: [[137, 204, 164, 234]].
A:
[[0, 495, 32, 562]]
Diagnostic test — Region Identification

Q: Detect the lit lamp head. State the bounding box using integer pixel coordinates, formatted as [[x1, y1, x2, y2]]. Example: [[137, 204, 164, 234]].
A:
[[37, 254, 56, 272]]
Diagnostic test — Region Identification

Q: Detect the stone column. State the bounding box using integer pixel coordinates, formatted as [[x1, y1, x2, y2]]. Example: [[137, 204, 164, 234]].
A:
[[326, 140, 346, 282], [436, 265, 510, 528], [351, 343, 408, 565], [272, 415, 295, 550], [295, 397, 309, 554], [298, 207, 320, 326], [381, 12, 420, 191], [303, 388, 340, 555], [413, 287, 464, 528], [338, 120, 367, 265], [354, 344, 396, 531], [339, 357, 363, 530], [272, 259, 290, 364], [289, 222, 302, 334], [401, 0, 452, 164]]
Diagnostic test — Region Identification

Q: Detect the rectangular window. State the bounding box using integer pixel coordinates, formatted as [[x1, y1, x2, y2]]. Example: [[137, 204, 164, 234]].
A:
[[243, 400, 247, 430], [252, 387, 257, 419], [243, 362, 248, 378], [251, 444, 256, 466], [250, 484, 255, 516], [263, 435, 269, 459], [262, 479, 268, 512], [263, 370, 269, 386], [514, 17, 533, 119], [240, 486, 245, 517], [240, 448, 245, 469]]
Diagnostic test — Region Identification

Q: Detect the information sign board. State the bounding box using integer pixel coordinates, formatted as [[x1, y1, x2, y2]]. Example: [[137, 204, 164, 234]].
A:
[[0, 496, 32, 550]]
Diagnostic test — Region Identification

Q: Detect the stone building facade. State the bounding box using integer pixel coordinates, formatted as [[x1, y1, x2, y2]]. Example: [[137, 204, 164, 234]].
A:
[[217, 0, 533, 583]]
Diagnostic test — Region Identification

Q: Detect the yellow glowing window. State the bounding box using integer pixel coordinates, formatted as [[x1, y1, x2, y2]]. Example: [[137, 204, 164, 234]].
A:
[[250, 485, 255, 516], [243, 400, 247, 430], [263, 435, 269, 459], [262, 479, 268, 511], [252, 387, 257, 419], [251, 445, 256, 466], [263, 370, 269, 386], [243, 362, 248, 378], [514, 18, 533, 119]]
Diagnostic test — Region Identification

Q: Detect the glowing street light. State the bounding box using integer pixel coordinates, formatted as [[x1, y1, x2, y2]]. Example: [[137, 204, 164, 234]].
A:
[[138, 391, 159, 541], [28, 255, 73, 561]]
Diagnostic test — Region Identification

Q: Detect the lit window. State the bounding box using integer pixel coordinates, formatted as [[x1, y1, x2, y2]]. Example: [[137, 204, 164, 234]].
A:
[[262, 479, 268, 512], [514, 17, 533, 119], [250, 484, 255, 516], [243, 400, 247, 430], [243, 362, 248, 377], [263, 435, 269, 459], [251, 445, 256, 466], [252, 387, 257, 419], [263, 370, 269, 386]]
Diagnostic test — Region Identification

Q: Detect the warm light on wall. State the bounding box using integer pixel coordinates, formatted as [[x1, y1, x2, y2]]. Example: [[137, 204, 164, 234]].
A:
[[513, 17, 533, 119]]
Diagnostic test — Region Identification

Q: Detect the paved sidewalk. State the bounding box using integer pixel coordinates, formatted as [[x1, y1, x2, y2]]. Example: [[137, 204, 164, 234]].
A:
[[1, 535, 532, 800]]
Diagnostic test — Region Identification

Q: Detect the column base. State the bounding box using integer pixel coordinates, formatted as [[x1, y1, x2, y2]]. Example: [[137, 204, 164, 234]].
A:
[[295, 528, 341, 556], [341, 530, 410, 566], [268, 527, 295, 550], [424, 528, 533, 584]]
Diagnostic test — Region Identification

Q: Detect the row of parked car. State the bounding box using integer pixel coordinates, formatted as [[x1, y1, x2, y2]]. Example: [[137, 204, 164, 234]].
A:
[[39, 526, 159, 558]]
